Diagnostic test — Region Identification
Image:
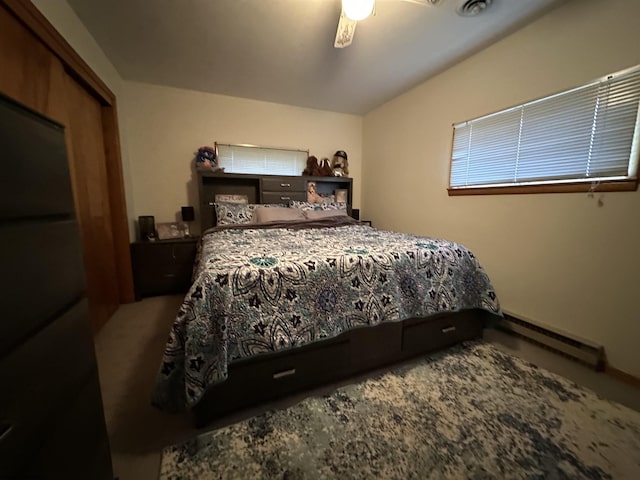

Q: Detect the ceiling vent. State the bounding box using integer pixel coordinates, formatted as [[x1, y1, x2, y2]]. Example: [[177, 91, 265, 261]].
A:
[[457, 0, 492, 17]]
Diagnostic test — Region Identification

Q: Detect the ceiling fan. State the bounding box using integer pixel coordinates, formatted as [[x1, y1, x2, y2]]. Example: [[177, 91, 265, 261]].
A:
[[334, 0, 492, 48]]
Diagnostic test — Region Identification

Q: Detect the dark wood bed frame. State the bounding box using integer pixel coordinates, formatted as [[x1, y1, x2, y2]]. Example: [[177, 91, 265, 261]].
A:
[[191, 171, 496, 426], [193, 309, 493, 426]]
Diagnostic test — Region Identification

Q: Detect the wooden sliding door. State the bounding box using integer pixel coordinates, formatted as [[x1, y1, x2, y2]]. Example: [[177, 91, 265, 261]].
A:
[[65, 77, 120, 327], [0, 3, 133, 332]]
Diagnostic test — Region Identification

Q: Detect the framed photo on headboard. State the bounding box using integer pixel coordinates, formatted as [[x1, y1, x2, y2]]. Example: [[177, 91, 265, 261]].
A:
[[335, 189, 348, 203], [215, 194, 248, 204]]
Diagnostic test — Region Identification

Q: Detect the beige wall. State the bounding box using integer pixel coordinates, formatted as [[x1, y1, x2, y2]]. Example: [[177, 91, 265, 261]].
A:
[[30, 1, 363, 240], [363, 0, 640, 376], [31, 0, 136, 236], [123, 81, 362, 232]]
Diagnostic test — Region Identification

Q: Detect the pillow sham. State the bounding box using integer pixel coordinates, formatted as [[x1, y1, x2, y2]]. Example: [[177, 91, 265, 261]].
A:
[[303, 209, 349, 220], [252, 205, 306, 224], [214, 202, 285, 226], [290, 200, 347, 211]]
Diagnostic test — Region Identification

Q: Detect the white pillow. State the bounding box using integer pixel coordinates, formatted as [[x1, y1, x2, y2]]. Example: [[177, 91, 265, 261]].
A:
[[304, 209, 349, 220], [252, 205, 306, 224]]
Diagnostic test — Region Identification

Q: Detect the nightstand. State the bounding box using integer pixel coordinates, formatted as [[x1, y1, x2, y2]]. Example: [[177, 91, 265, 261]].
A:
[[130, 237, 198, 299]]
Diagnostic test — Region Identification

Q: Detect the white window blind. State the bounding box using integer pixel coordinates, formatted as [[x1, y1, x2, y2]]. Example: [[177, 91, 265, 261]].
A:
[[216, 143, 308, 176], [450, 65, 640, 190]]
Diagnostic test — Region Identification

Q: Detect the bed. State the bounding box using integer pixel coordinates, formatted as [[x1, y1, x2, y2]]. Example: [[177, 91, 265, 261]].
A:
[[152, 194, 501, 426]]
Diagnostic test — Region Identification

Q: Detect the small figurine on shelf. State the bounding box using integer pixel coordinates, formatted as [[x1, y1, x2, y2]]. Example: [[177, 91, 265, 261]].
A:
[[331, 150, 349, 177], [195, 146, 224, 172]]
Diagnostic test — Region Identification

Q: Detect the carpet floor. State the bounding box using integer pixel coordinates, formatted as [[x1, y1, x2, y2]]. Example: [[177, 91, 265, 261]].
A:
[[159, 340, 640, 480]]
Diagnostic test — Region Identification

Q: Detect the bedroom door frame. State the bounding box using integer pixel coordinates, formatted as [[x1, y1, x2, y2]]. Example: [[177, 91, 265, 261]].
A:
[[2, 0, 135, 307]]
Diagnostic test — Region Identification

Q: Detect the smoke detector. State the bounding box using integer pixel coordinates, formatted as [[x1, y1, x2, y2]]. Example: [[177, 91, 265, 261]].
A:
[[457, 0, 492, 17]]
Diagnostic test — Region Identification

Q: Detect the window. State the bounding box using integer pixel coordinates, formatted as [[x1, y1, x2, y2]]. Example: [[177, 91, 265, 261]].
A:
[[449, 65, 640, 195], [215, 143, 308, 176]]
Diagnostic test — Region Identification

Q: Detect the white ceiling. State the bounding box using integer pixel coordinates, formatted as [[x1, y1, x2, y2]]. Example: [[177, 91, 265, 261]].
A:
[[67, 0, 565, 115]]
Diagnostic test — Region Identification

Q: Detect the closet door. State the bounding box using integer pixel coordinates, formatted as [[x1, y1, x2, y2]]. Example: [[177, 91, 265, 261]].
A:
[[0, 5, 122, 331], [65, 76, 120, 329], [0, 6, 60, 120]]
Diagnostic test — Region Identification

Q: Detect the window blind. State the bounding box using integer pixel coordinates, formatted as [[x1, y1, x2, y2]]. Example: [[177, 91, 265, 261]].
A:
[[450, 65, 640, 189], [216, 144, 308, 176]]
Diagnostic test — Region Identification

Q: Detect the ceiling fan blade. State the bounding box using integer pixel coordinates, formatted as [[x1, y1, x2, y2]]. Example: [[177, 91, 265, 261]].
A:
[[334, 11, 357, 48]]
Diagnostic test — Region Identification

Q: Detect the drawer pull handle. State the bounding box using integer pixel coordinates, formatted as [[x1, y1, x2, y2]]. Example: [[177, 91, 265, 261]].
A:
[[208, 202, 214, 206], [273, 368, 296, 380], [162, 273, 177, 278], [280, 183, 291, 187], [442, 326, 456, 334], [0, 423, 13, 442], [280, 196, 291, 201]]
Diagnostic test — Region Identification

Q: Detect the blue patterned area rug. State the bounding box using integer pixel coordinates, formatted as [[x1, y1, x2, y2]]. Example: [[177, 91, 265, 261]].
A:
[[159, 341, 640, 479]]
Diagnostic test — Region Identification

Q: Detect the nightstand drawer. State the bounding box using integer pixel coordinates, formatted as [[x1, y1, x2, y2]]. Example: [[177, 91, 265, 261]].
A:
[[132, 240, 197, 266], [135, 264, 194, 297], [261, 177, 306, 192], [131, 238, 198, 299]]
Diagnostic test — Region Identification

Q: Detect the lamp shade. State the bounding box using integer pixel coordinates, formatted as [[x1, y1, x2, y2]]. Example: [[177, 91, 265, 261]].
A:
[[181, 206, 195, 222]]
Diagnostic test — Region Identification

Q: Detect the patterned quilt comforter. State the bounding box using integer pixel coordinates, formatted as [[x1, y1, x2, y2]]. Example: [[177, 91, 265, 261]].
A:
[[152, 218, 500, 412]]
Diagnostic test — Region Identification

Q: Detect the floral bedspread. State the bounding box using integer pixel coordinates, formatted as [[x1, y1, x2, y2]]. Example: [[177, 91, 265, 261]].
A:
[[152, 221, 500, 412]]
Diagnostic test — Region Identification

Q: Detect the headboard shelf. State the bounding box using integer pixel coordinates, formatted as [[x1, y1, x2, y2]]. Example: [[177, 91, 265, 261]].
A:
[[198, 172, 353, 232]]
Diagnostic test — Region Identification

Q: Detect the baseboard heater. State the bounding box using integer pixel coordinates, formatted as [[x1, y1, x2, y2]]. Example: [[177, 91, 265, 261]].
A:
[[498, 312, 605, 371]]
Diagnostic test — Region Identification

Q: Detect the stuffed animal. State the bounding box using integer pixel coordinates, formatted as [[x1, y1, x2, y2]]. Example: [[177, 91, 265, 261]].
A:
[[331, 150, 349, 177], [318, 157, 334, 176], [195, 146, 223, 172], [302, 155, 320, 176], [306, 181, 324, 203]]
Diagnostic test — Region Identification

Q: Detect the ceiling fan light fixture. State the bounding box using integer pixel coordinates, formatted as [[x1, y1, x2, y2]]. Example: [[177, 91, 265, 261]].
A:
[[342, 0, 375, 21]]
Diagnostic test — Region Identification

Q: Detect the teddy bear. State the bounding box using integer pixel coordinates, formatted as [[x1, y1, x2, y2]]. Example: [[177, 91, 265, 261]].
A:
[[306, 181, 324, 203], [331, 150, 349, 177], [302, 155, 320, 176]]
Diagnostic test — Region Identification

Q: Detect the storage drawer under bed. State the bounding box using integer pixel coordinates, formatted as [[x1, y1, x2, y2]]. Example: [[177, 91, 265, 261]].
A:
[[194, 337, 350, 425], [401, 311, 483, 357], [233, 338, 349, 392]]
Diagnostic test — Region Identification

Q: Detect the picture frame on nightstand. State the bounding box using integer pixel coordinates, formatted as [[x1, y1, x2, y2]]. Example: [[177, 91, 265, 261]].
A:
[[156, 222, 183, 240]]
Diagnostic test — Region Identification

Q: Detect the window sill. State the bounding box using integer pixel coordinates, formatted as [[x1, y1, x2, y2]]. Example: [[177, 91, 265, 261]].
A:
[[447, 178, 638, 196]]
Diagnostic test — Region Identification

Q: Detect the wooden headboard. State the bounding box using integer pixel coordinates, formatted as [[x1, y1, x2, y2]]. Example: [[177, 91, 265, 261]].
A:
[[198, 171, 353, 232]]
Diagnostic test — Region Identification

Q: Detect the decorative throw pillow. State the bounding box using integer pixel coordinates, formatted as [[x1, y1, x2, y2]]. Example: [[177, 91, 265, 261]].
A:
[[290, 200, 347, 211], [214, 202, 255, 225]]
